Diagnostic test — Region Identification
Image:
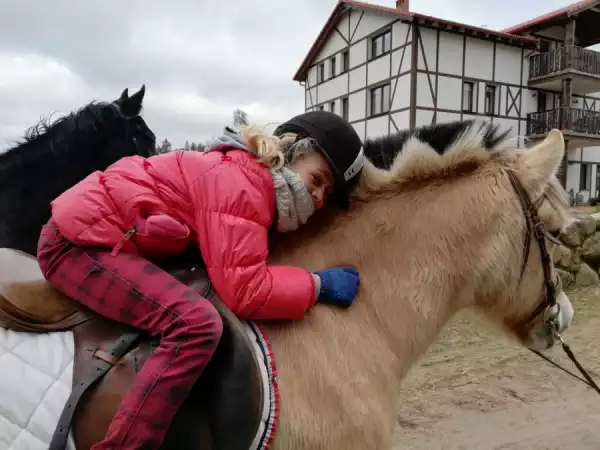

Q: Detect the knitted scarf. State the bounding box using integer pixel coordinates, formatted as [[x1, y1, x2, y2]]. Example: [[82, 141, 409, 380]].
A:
[[204, 128, 315, 232]]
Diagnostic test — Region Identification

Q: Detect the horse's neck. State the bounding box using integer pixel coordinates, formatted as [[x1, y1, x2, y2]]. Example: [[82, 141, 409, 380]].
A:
[[266, 210, 470, 449], [373, 270, 460, 378], [264, 266, 459, 449]]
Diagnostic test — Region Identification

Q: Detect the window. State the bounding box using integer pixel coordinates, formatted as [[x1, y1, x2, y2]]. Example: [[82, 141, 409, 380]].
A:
[[342, 50, 349, 72], [580, 163, 592, 191], [370, 83, 390, 116], [330, 101, 336, 113], [341, 97, 349, 120], [317, 63, 325, 83], [371, 30, 391, 59], [462, 81, 474, 112], [484, 84, 496, 115], [330, 56, 336, 78]]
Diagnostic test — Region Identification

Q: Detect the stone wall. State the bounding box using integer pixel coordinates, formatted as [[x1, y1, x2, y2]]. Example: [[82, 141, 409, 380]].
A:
[[554, 213, 600, 289]]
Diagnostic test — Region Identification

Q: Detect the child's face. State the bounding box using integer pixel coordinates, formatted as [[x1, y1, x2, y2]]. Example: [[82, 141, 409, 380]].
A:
[[289, 151, 334, 210]]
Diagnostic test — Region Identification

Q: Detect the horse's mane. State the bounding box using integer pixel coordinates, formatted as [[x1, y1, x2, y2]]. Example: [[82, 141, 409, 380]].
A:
[[355, 120, 514, 199], [0, 102, 124, 185]]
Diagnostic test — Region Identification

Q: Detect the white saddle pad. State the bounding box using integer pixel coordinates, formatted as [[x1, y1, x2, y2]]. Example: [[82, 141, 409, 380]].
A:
[[0, 328, 75, 450]]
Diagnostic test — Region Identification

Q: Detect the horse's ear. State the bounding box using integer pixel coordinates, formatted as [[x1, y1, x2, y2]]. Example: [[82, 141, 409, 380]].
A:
[[518, 129, 565, 197], [120, 84, 145, 117], [118, 88, 129, 102]]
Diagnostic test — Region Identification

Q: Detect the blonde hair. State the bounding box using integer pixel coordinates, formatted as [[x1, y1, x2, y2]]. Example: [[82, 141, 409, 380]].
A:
[[238, 124, 319, 170]]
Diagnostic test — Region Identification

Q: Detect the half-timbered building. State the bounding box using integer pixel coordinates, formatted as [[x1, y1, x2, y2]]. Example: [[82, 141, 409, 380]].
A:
[[293, 0, 600, 203]]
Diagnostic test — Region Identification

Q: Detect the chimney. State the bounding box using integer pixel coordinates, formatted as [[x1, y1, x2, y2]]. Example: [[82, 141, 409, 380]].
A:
[[396, 0, 409, 11]]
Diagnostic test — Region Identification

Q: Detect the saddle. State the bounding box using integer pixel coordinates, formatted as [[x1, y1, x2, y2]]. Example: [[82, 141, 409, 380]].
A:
[[0, 247, 266, 450], [0, 248, 92, 331]]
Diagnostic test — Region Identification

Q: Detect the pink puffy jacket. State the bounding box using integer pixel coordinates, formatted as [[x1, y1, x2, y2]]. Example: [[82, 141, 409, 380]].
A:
[[49, 147, 317, 321]]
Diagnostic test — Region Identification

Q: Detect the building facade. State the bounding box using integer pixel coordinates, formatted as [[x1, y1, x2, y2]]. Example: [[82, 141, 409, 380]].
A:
[[293, 0, 600, 204]]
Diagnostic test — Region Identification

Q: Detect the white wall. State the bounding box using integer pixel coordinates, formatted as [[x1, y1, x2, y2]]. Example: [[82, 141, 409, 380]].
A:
[[582, 147, 600, 162], [464, 38, 494, 80], [494, 43, 523, 85], [438, 32, 463, 76], [366, 116, 389, 138], [566, 163, 581, 199], [318, 74, 349, 104]]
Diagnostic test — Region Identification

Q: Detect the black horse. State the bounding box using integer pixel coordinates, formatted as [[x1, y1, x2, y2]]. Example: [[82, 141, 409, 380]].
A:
[[0, 85, 156, 256]]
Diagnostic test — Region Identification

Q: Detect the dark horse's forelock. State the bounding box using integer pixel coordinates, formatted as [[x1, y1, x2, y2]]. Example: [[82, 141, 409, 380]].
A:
[[0, 87, 156, 256], [363, 120, 512, 169]]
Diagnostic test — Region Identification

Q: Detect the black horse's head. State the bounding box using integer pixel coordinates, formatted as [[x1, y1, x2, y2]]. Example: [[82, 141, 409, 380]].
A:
[[110, 84, 156, 159], [0, 84, 157, 255], [1, 84, 156, 183]]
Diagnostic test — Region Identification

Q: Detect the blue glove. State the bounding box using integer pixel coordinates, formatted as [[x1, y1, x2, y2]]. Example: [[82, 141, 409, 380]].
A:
[[314, 267, 360, 308]]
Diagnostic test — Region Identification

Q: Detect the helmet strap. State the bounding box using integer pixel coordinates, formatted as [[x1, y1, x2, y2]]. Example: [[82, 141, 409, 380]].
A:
[[344, 147, 365, 181]]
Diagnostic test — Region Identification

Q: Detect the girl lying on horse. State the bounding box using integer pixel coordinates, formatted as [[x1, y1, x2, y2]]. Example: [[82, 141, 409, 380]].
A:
[[37, 110, 364, 449]]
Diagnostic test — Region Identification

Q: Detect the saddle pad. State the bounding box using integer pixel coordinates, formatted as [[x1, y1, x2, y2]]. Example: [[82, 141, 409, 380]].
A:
[[0, 322, 278, 450], [242, 321, 279, 450], [0, 327, 75, 450]]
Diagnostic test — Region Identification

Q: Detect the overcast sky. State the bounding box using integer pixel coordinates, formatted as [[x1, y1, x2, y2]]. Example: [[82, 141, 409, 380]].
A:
[[0, 0, 584, 150]]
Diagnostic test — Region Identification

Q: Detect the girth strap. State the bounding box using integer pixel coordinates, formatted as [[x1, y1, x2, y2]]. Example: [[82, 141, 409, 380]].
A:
[[49, 330, 141, 450]]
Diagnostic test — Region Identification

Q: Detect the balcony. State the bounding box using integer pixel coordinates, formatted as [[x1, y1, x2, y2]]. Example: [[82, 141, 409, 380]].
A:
[[528, 46, 600, 94], [526, 107, 600, 147]]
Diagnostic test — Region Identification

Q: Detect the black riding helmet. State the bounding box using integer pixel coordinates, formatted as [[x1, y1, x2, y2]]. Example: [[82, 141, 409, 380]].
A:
[[273, 110, 364, 210]]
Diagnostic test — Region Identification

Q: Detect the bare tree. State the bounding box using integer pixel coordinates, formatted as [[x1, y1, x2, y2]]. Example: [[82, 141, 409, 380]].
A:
[[233, 108, 249, 127], [155, 138, 172, 154]]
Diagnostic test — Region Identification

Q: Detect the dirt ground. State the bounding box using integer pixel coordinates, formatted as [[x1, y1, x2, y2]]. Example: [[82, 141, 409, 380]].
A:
[[392, 286, 600, 450]]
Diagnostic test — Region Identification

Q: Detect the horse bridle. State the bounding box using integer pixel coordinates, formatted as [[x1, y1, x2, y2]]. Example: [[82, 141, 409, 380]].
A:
[[506, 169, 600, 395], [109, 102, 154, 157]]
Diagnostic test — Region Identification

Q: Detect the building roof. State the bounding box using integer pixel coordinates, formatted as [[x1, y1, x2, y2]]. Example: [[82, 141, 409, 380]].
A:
[[501, 0, 600, 35], [293, 0, 538, 82]]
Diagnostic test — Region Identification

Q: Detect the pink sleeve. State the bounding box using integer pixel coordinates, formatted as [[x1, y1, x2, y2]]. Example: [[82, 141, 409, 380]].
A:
[[189, 159, 317, 321]]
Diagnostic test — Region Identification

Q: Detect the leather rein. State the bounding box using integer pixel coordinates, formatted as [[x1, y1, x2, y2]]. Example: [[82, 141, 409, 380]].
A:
[[506, 169, 600, 395]]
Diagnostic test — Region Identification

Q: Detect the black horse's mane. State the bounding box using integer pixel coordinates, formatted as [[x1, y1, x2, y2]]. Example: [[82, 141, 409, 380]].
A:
[[363, 119, 512, 169], [0, 101, 125, 184], [22, 101, 112, 144]]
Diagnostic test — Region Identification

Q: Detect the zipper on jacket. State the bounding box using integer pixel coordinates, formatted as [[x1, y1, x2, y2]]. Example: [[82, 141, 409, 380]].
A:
[[110, 226, 136, 257]]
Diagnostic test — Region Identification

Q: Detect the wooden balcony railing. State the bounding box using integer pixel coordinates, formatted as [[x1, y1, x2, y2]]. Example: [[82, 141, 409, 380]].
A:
[[529, 46, 600, 79], [526, 107, 600, 136]]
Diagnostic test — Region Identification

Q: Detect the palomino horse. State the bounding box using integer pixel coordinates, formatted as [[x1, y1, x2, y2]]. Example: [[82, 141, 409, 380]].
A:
[[0, 120, 577, 449], [0, 85, 156, 256]]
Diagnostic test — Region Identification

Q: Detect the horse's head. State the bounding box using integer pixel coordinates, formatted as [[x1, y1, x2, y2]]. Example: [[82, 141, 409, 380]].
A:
[[488, 129, 573, 351], [5, 84, 156, 175], [346, 121, 572, 352], [100, 84, 156, 162]]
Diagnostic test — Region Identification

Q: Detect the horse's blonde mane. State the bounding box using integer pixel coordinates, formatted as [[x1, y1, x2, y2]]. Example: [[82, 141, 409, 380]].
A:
[[354, 123, 510, 201], [352, 123, 569, 223]]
